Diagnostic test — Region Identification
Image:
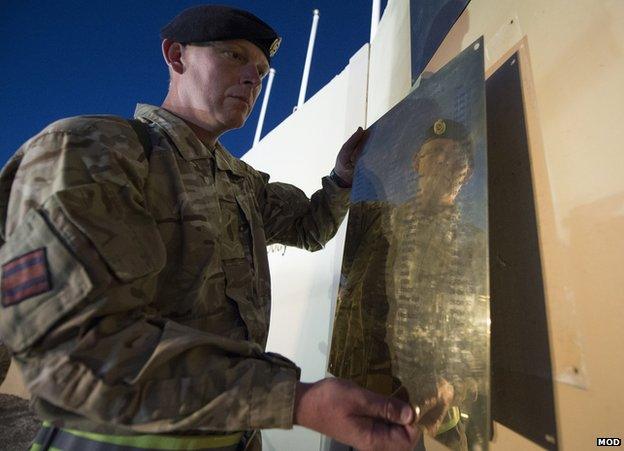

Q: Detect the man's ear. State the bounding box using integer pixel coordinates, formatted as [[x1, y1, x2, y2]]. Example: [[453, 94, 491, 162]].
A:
[[162, 39, 185, 75]]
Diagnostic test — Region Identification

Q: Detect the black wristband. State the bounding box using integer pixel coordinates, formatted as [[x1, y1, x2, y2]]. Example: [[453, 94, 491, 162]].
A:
[[329, 169, 352, 188]]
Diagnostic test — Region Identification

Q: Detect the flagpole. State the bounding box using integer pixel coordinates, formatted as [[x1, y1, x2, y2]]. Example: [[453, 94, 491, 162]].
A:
[[297, 9, 320, 109], [253, 68, 276, 146], [370, 0, 381, 42]]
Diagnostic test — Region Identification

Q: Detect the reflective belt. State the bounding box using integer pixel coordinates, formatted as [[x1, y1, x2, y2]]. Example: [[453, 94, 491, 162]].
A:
[[31, 422, 244, 451]]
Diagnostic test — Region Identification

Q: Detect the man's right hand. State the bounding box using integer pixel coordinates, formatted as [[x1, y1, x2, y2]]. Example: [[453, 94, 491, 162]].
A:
[[293, 378, 422, 451]]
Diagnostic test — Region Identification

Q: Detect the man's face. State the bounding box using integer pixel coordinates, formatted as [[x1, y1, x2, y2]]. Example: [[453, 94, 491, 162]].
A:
[[413, 138, 472, 206], [176, 39, 270, 134]]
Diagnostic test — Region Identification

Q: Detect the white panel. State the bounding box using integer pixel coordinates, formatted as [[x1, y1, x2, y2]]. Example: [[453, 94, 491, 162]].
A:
[[326, 42, 371, 366], [243, 45, 369, 451], [320, 44, 370, 451], [366, 0, 411, 126]]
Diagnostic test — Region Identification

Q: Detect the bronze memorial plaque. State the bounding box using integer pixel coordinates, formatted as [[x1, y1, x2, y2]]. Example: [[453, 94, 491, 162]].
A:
[[329, 38, 488, 450]]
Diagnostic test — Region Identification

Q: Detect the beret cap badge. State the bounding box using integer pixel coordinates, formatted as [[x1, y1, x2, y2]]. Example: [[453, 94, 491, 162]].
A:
[[269, 37, 282, 57], [433, 119, 447, 136], [422, 118, 471, 150]]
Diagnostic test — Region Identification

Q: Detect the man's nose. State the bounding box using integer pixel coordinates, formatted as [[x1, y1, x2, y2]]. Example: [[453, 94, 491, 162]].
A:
[[241, 64, 262, 87]]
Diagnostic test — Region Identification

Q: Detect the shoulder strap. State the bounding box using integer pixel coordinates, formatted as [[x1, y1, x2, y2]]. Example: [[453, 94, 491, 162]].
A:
[[126, 119, 153, 161]]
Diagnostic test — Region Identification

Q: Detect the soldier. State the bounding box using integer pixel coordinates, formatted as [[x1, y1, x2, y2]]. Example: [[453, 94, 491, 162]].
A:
[[0, 5, 442, 451]]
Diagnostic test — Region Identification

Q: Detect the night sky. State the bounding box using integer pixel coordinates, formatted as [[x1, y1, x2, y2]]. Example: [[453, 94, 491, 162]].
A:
[[1, 1, 387, 163]]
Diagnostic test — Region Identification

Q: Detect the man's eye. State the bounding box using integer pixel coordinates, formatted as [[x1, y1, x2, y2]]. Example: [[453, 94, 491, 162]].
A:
[[224, 50, 243, 61]]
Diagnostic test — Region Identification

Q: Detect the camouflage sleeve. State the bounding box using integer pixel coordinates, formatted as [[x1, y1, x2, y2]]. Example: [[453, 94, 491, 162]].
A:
[[252, 172, 351, 251], [0, 117, 299, 433]]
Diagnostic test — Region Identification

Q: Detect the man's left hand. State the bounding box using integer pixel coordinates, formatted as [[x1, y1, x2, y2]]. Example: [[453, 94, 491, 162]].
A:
[[333, 127, 367, 187]]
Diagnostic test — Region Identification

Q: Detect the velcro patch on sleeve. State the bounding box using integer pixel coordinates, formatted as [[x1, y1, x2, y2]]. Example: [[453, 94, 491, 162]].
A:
[[1, 248, 52, 307]]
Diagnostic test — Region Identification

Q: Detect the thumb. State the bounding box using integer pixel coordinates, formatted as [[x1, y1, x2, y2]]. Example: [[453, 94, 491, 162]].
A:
[[358, 389, 416, 425], [386, 398, 417, 425], [341, 127, 366, 155], [347, 126, 365, 144]]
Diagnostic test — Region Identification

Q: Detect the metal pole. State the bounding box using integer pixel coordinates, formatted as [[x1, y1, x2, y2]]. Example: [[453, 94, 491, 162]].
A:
[[297, 9, 320, 109], [253, 68, 276, 146], [370, 0, 381, 42]]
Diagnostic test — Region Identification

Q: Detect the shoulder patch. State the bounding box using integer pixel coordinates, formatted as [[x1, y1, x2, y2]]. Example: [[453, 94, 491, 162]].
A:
[[1, 248, 52, 307]]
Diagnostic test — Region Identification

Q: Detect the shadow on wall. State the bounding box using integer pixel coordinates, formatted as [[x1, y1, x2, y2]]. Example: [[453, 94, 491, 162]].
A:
[[487, 52, 558, 450], [411, 0, 471, 84], [415, 3, 470, 82]]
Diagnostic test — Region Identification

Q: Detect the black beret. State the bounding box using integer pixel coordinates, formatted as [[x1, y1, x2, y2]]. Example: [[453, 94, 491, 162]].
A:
[[160, 5, 281, 62], [418, 118, 474, 168]]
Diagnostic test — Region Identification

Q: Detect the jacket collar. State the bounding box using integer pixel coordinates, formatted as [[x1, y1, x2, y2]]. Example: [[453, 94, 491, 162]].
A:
[[134, 103, 214, 161], [134, 104, 247, 177]]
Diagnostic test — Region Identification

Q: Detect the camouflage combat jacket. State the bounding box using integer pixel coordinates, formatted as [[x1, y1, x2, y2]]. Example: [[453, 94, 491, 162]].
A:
[[0, 104, 350, 434]]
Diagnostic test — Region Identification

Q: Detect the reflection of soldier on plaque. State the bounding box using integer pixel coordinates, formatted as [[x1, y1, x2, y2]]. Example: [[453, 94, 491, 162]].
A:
[[329, 118, 486, 450], [388, 119, 486, 450]]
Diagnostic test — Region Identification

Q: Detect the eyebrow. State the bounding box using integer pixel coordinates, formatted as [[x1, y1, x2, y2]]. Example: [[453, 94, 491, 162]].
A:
[[195, 41, 270, 77], [222, 42, 269, 68]]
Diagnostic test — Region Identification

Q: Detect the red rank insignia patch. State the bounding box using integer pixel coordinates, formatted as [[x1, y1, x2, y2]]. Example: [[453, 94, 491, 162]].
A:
[[1, 248, 52, 307]]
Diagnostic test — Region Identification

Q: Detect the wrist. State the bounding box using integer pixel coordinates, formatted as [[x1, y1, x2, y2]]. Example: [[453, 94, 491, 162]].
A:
[[293, 382, 315, 426]]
